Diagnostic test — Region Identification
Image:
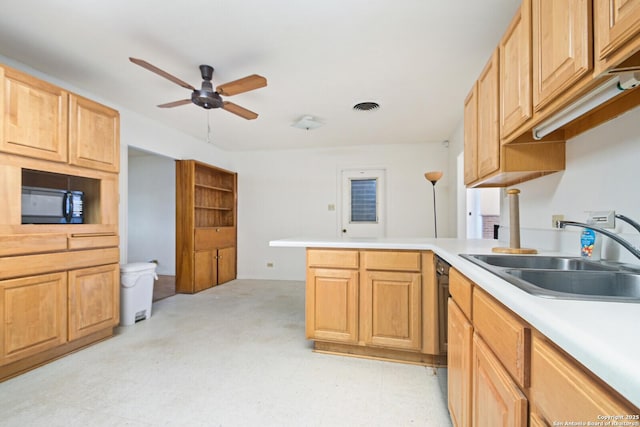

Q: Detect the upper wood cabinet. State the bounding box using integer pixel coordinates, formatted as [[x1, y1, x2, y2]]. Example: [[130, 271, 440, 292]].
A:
[[0, 66, 68, 163], [532, 0, 592, 112], [68, 94, 119, 173], [463, 85, 478, 185], [0, 65, 119, 173], [594, 0, 640, 74], [464, 46, 565, 187], [477, 49, 501, 179], [500, 0, 533, 140]]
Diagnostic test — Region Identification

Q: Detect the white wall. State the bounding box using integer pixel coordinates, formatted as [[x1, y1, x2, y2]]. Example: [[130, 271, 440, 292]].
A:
[[127, 152, 176, 274], [448, 103, 640, 264], [511, 106, 640, 263], [234, 142, 450, 280]]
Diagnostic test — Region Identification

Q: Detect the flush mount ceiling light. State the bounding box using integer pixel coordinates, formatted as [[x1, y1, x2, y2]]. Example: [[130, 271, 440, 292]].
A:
[[291, 115, 324, 130], [353, 102, 380, 111]]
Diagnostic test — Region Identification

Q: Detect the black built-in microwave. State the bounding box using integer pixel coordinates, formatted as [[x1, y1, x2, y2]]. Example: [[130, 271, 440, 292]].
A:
[[21, 186, 84, 224]]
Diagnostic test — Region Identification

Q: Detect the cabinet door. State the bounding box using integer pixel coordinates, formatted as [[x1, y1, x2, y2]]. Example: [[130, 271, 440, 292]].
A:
[[362, 270, 421, 351], [217, 246, 236, 285], [68, 94, 119, 173], [530, 335, 638, 425], [68, 264, 119, 340], [194, 250, 216, 292], [477, 49, 500, 178], [500, 0, 532, 139], [0, 66, 68, 162], [595, 0, 640, 65], [532, 0, 591, 111], [0, 273, 67, 365], [472, 334, 528, 427], [448, 299, 473, 427], [463, 85, 478, 185], [305, 268, 359, 343]]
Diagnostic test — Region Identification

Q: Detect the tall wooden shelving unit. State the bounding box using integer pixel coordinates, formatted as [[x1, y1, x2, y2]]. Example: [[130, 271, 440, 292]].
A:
[[175, 160, 237, 293]]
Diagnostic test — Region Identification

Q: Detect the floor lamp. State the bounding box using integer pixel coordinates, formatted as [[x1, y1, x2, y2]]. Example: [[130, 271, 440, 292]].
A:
[[424, 171, 443, 238]]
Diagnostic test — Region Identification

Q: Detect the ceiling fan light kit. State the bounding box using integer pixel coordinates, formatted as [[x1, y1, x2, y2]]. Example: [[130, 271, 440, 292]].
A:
[[292, 115, 324, 130], [129, 57, 266, 120]]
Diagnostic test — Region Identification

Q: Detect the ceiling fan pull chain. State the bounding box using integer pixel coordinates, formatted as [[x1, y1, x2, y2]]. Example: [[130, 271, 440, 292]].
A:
[[207, 110, 212, 143]]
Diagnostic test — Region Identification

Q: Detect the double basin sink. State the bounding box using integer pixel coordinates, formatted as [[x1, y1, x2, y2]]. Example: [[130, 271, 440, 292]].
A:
[[460, 254, 640, 303]]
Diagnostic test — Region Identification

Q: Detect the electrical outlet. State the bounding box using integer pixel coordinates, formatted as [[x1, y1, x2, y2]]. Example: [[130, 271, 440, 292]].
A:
[[266, 262, 274, 268], [328, 204, 335, 211], [552, 214, 564, 228], [587, 211, 615, 229]]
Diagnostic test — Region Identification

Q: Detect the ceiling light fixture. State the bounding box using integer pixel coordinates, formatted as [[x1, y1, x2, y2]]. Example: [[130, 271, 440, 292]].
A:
[[291, 115, 324, 130]]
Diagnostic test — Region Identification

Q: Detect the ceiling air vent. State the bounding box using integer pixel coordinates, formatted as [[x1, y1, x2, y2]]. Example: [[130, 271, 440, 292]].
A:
[[353, 102, 380, 111]]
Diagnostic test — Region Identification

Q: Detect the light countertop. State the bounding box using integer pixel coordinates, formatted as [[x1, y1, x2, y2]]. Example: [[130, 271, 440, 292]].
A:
[[270, 236, 640, 408]]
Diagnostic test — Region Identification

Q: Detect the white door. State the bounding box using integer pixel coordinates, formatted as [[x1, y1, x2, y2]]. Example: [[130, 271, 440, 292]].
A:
[[340, 169, 385, 238]]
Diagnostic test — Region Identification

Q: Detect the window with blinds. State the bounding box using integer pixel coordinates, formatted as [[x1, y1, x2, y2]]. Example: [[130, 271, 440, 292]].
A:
[[350, 178, 377, 223]]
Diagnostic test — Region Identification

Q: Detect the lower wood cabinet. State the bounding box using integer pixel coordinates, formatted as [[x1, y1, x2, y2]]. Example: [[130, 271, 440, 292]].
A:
[[448, 267, 639, 426], [529, 334, 638, 426], [447, 298, 473, 427], [362, 270, 421, 350], [305, 267, 359, 343], [472, 333, 527, 427], [0, 272, 67, 365], [68, 264, 119, 341], [193, 246, 237, 292], [305, 249, 442, 365]]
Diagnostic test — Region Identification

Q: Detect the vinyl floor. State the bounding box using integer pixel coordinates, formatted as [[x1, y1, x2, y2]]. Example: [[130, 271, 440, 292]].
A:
[[0, 279, 452, 427]]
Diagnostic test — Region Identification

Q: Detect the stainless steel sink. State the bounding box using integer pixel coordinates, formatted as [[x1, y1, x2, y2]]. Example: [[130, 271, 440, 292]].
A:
[[467, 254, 617, 271], [506, 269, 640, 299], [460, 254, 640, 303]]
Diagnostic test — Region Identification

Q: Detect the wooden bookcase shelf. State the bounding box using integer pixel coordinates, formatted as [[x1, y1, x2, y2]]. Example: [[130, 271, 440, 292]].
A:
[[176, 160, 237, 293]]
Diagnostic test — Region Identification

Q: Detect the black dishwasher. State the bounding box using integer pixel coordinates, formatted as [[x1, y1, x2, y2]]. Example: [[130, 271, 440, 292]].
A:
[[435, 255, 451, 354]]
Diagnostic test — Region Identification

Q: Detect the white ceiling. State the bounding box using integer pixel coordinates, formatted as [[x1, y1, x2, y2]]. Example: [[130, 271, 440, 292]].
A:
[[0, 0, 520, 151]]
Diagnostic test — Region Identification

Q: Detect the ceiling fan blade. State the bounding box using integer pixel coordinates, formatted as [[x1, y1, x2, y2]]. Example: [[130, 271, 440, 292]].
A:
[[222, 102, 258, 120], [129, 57, 195, 91], [216, 74, 267, 96], [158, 99, 192, 108]]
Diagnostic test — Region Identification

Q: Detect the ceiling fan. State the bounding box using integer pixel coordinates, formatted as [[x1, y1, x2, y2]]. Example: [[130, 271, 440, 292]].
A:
[[129, 57, 267, 120]]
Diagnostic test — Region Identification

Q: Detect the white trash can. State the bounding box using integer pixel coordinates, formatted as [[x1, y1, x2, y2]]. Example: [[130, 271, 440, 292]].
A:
[[120, 262, 158, 326]]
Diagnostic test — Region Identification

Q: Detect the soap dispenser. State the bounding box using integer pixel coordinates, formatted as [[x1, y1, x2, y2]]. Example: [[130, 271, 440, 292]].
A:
[[580, 219, 602, 260]]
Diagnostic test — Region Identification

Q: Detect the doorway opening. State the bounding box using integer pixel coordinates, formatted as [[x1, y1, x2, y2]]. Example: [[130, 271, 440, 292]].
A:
[[127, 147, 176, 301]]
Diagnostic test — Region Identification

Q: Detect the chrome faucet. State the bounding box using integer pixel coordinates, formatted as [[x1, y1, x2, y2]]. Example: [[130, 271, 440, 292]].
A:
[[558, 220, 640, 262], [615, 214, 640, 234]]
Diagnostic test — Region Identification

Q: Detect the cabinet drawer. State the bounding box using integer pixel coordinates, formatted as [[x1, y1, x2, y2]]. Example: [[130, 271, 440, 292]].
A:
[[530, 335, 638, 424], [68, 233, 118, 250], [307, 249, 359, 269], [194, 227, 236, 250], [363, 251, 421, 272], [473, 288, 530, 388], [450, 268, 473, 319], [0, 233, 67, 256]]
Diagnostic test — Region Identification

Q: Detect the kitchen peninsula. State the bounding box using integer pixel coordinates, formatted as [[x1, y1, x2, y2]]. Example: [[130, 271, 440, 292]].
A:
[[270, 237, 640, 416]]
